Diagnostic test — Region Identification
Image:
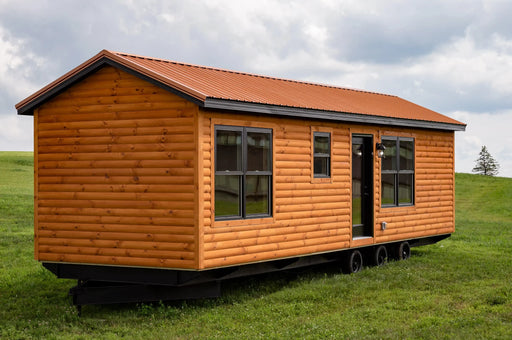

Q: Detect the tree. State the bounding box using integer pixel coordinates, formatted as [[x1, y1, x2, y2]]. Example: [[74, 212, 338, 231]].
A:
[[472, 145, 500, 176]]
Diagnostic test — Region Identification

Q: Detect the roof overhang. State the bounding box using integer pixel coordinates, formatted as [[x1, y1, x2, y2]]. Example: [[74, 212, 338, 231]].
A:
[[204, 98, 466, 131], [16, 50, 466, 132], [16, 51, 207, 116]]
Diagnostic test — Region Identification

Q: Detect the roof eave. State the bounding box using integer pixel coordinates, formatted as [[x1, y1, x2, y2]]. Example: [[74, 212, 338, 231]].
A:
[[16, 50, 206, 116], [203, 98, 467, 132]]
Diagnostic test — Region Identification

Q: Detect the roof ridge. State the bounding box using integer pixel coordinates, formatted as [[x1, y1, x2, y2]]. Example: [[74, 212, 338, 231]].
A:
[[16, 49, 465, 130], [111, 51, 396, 98]]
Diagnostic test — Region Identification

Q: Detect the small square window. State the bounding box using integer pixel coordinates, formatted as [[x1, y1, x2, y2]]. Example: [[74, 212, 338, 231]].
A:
[[313, 132, 331, 178]]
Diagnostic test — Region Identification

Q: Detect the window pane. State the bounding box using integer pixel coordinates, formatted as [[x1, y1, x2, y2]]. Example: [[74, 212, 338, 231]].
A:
[[215, 175, 241, 217], [382, 139, 397, 171], [398, 174, 414, 204], [314, 157, 330, 177], [246, 175, 270, 215], [400, 140, 414, 171], [216, 130, 241, 171], [314, 132, 331, 177], [247, 131, 271, 171], [314, 134, 330, 154], [382, 174, 395, 205]]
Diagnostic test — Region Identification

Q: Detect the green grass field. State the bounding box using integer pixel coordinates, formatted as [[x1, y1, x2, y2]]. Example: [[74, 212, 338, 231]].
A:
[[0, 152, 511, 339]]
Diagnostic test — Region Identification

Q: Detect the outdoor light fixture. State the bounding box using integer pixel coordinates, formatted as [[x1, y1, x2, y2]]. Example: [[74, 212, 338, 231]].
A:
[[376, 142, 386, 158]]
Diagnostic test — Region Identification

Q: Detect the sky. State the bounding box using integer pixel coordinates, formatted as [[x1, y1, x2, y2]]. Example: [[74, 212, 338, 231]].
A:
[[1, 0, 511, 177]]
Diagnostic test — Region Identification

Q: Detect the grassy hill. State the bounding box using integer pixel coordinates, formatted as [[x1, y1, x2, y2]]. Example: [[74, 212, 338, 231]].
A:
[[0, 152, 511, 339]]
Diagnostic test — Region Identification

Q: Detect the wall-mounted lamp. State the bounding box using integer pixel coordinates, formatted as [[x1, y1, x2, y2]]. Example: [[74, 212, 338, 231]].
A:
[[376, 143, 386, 158]]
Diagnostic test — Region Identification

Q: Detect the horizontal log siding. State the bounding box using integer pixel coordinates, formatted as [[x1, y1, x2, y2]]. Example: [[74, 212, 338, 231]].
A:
[[202, 114, 352, 268], [36, 66, 197, 269], [201, 114, 212, 269], [201, 114, 455, 269], [374, 130, 455, 243]]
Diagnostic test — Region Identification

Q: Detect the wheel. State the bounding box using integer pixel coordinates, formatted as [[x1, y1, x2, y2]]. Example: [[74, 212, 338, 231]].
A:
[[343, 250, 363, 274], [374, 245, 388, 266], [396, 241, 411, 260]]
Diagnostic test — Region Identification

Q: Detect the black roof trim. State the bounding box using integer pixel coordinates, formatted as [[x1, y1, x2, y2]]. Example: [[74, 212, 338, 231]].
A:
[[204, 98, 466, 131], [17, 60, 107, 116], [17, 57, 465, 132], [17, 58, 204, 116]]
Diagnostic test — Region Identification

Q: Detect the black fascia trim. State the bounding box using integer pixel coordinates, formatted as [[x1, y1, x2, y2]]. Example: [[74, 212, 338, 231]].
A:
[[204, 98, 466, 132], [17, 60, 109, 116], [102, 59, 205, 107], [17, 57, 205, 116]]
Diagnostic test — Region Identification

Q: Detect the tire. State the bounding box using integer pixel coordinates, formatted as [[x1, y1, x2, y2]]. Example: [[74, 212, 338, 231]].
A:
[[343, 250, 363, 274], [396, 241, 411, 260], [374, 245, 388, 266]]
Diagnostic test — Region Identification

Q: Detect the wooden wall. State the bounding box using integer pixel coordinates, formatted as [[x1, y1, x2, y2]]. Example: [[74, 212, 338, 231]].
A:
[[374, 129, 455, 243], [33, 65, 455, 271], [201, 113, 455, 269], [35, 66, 198, 269], [203, 114, 352, 269]]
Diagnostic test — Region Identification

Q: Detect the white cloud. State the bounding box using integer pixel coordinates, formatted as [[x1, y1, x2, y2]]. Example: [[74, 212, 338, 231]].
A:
[[0, 26, 46, 99], [449, 110, 512, 177], [0, 115, 32, 151], [412, 32, 512, 97], [0, 0, 511, 178]]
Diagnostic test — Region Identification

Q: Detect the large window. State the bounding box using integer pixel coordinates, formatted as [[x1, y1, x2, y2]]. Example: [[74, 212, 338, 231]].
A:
[[215, 125, 272, 220], [381, 136, 414, 207], [313, 132, 331, 178]]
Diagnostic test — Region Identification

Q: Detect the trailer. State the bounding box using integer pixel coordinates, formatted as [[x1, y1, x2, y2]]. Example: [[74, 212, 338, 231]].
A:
[[16, 50, 465, 311]]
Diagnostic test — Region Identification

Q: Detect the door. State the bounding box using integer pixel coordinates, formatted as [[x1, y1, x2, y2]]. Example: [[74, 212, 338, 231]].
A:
[[352, 135, 373, 238]]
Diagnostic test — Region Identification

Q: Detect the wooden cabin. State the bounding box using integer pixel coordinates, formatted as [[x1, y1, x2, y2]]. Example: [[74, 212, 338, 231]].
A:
[[16, 50, 466, 306]]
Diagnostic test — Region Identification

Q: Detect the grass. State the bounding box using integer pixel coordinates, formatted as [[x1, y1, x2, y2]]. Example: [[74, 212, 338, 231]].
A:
[[1, 151, 511, 339]]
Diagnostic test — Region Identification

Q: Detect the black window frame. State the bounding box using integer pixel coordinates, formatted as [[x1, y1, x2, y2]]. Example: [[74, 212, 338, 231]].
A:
[[313, 131, 331, 178], [381, 136, 415, 207], [214, 125, 273, 221]]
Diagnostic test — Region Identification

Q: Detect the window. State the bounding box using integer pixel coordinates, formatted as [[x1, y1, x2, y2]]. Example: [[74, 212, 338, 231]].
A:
[[313, 132, 331, 177], [381, 136, 414, 207], [215, 125, 272, 220]]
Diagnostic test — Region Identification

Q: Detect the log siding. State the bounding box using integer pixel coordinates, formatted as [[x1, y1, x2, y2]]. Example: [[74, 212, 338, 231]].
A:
[[31, 64, 457, 272], [35, 66, 197, 269], [202, 113, 455, 269], [374, 130, 455, 243]]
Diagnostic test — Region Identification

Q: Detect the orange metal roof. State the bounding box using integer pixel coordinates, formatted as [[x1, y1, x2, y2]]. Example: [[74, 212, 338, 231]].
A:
[[16, 50, 466, 130]]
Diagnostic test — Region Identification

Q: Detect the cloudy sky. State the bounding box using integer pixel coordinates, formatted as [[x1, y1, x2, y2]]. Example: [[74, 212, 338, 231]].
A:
[[1, 0, 511, 176]]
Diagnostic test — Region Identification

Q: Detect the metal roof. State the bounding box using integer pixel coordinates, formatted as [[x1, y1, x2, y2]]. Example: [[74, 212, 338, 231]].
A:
[[16, 50, 466, 131]]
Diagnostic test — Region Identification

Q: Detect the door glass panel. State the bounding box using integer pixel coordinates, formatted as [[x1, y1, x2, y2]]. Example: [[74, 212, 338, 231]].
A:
[[216, 130, 242, 171], [246, 175, 269, 215], [352, 142, 362, 226], [215, 175, 241, 217]]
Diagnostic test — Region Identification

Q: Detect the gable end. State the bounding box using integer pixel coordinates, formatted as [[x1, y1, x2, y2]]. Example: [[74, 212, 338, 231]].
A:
[[16, 58, 204, 116]]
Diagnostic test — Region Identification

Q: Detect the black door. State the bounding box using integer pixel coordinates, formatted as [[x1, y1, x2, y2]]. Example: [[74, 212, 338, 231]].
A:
[[352, 136, 373, 238]]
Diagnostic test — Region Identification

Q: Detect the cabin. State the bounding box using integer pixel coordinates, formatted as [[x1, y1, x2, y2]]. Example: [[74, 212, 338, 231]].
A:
[[16, 50, 466, 308]]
